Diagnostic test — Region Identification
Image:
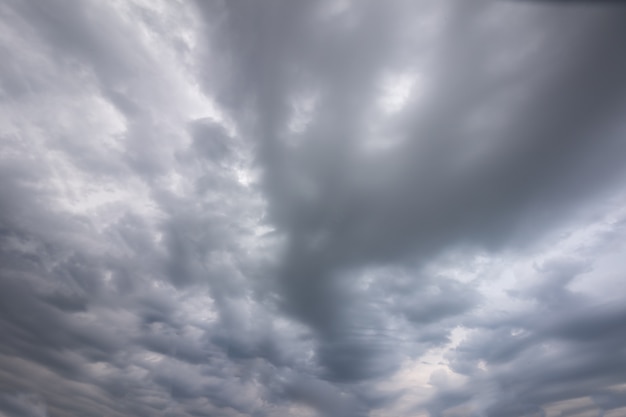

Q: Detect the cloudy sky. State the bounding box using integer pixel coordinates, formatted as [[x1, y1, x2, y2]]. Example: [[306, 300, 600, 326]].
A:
[[2, 1, 626, 416]]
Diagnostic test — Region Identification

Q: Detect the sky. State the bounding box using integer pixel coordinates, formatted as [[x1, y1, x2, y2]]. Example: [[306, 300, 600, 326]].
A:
[[1, 0, 626, 416]]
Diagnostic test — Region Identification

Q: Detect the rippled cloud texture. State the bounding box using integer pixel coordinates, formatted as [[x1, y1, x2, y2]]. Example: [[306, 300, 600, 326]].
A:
[[2, 1, 626, 416]]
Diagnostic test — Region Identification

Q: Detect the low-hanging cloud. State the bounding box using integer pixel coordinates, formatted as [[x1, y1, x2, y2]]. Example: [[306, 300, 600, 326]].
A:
[[1, 1, 626, 416]]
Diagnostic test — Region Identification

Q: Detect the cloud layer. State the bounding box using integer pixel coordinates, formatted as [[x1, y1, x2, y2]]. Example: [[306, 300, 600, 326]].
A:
[[1, 1, 626, 416]]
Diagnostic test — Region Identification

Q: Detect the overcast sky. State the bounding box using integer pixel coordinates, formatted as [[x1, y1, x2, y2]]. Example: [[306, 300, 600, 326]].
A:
[[2, 1, 626, 417]]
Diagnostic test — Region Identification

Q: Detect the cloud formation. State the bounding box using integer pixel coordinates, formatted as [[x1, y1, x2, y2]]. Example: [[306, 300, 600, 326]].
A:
[[1, 1, 626, 416]]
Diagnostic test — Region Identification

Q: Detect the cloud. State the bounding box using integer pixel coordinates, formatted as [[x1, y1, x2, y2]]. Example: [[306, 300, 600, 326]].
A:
[[0, 393, 48, 417], [1, 1, 626, 416]]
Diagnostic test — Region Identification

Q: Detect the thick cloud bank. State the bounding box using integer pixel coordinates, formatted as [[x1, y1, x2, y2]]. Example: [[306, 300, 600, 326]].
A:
[[1, 1, 626, 416]]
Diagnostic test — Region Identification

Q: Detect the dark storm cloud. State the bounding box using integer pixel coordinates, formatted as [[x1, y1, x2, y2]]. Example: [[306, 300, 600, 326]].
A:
[[0, 393, 47, 417], [195, 0, 626, 390], [2, 0, 626, 417]]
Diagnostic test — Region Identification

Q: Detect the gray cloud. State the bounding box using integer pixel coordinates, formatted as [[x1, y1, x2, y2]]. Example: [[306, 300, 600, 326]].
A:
[[1, 1, 626, 416]]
